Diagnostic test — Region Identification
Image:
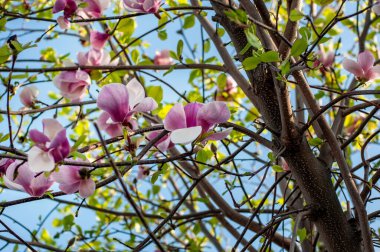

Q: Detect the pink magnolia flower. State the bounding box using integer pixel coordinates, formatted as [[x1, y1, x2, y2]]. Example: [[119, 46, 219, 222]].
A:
[[123, 0, 161, 14], [154, 50, 173, 66], [313, 50, 334, 73], [53, 0, 78, 18], [97, 79, 158, 136], [342, 50, 380, 82], [53, 69, 91, 101], [216, 76, 238, 102], [137, 166, 150, 179], [0, 158, 15, 176], [373, 1, 380, 15], [19, 86, 39, 107], [163, 102, 232, 144], [52, 164, 95, 198], [146, 130, 174, 152], [28, 119, 70, 173], [77, 48, 118, 68], [76, 0, 110, 19], [279, 157, 290, 172], [3, 161, 54, 197], [90, 30, 110, 50], [57, 16, 71, 29]]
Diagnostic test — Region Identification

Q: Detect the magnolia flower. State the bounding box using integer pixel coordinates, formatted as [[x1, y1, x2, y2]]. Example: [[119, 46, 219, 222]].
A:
[[146, 130, 174, 152], [123, 0, 161, 14], [76, 0, 110, 19], [373, 1, 380, 15], [53, 0, 77, 18], [57, 16, 71, 29], [0, 158, 15, 176], [163, 102, 232, 144], [154, 50, 173, 66], [90, 30, 110, 50], [137, 166, 150, 179], [97, 79, 158, 135], [53, 70, 91, 101], [19, 86, 39, 107], [314, 50, 334, 73], [77, 48, 118, 68], [342, 50, 380, 82], [28, 119, 70, 173], [279, 157, 290, 172], [52, 164, 95, 198], [216, 76, 238, 102], [3, 161, 54, 197]]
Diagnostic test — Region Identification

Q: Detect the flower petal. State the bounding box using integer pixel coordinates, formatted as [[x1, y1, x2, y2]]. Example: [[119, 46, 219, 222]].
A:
[[97, 112, 123, 137], [79, 178, 96, 198], [29, 129, 50, 146], [197, 101, 230, 130], [53, 0, 67, 13], [126, 78, 145, 108], [342, 58, 364, 78], [184, 103, 203, 127], [358, 50, 375, 72], [130, 97, 158, 114], [164, 103, 186, 131], [170, 126, 202, 144], [29, 173, 54, 197], [90, 30, 110, 50], [28, 146, 55, 173], [52, 165, 81, 185], [43, 119, 64, 140], [48, 129, 70, 163], [97, 83, 130, 123], [203, 127, 232, 141]]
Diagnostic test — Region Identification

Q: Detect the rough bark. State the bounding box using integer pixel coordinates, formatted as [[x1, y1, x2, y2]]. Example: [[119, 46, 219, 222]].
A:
[[208, 1, 363, 251]]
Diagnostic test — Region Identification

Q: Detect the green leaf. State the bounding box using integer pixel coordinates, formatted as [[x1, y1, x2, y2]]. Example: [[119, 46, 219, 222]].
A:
[[70, 151, 87, 160], [157, 30, 167, 40], [118, 18, 136, 37], [291, 38, 308, 57], [297, 228, 307, 242], [242, 56, 261, 70], [272, 165, 284, 173], [152, 184, 160, 195], [0, 44, 11, 64], [196, 149, 213, 164], [244, 26, 262, 49], [308, 137, 323, 147], [260, 51, 280, 62], [151, 171, 160, 184], [11, 40, 23, 52], [183, 15, 195, 29], [290, 9, 304, 22], [314, 0, 334, 5], [267, 152, 275, 162], [0, 133, 9, 143], [176, 39, 184, 59], [0, 18, 6, 31], [72, 135, 87, 151], [146, 86, 163, 103]]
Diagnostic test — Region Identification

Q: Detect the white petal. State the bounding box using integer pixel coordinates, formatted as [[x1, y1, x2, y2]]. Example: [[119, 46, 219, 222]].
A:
[[28, 146, 55, 173], [43, 119, 64, 140], [170, 126, 202, 144], [126, 78, 145, 108]]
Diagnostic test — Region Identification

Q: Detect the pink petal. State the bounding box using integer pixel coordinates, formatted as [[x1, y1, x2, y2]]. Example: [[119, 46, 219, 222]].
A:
[[4, 161, 31, 191], [184, 103, 203, 127], [203, 127, 232, 141], [79, 178, 96, 198], [97, 83, 130, 123], [19, 86, 39, 107], [48, 129, 70, 163], [126, 78, 145, 108], [163, 103, 186, 131], [52, 165, 81, 184], [28, 146, 56, 173], [170, 126, 202, 144], [90, 31, 110, 50], [364, 66, 380, 81], [197, 101, 230, 131], [358, 50, 375, 72], [342, 58, 364, 78], [29, 129, 50, 146], [97, 112, 123, 137], [57, 16, 71, 29], [129, 97, 158, 114], [53, 0, 67, 13], [43, 119, 64, 140], [59, 182, 81, 194], [29, 173, 54, 197]]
